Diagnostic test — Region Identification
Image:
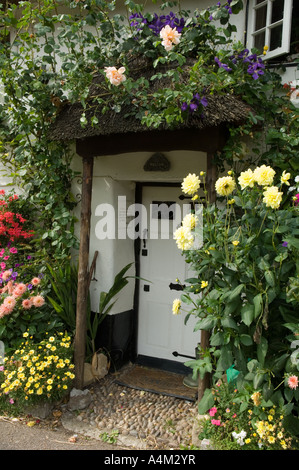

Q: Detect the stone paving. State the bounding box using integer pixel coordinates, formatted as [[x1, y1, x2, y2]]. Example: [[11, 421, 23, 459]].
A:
[[60, 373, 204, 450]]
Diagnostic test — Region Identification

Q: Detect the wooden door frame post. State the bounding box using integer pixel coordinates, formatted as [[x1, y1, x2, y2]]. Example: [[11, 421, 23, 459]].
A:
[[74, 156, 94, 389], [197, 153, 217, 401]]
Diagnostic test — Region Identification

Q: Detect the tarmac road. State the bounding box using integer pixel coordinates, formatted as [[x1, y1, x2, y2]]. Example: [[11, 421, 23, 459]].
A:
[[0, 417, 122, 451]]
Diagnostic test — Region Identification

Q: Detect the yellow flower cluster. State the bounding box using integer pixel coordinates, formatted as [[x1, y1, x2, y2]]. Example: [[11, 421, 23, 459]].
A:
[[0, 332, 75, 404], [212, 165, 290, 209], [173, 212, 197, 251], [253, 408, 292, 449]]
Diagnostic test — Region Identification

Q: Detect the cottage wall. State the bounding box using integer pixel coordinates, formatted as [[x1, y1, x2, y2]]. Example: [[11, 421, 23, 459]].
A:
[[71, 149, 207, 315]]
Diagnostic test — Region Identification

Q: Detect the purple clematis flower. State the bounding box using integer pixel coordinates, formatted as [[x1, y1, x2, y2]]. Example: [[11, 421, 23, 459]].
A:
[[181, 93, 208, 113], [214, 56, 232, 72]]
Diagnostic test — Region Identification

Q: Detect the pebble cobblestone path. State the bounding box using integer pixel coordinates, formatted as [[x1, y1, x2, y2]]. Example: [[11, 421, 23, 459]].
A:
[[61, 373, 200, 450]]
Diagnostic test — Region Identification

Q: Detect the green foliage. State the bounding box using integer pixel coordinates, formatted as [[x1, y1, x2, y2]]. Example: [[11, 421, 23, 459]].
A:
[[175, 166, 299, 419], [198, 380, 296, 450], [0, 190, 66, 352], [47, 261, 134, 359], [0, 0, 297, 263]]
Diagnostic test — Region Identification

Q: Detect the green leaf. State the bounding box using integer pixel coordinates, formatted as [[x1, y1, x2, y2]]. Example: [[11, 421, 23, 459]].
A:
[[181, 293, 193, 305], [257, 337, 268, 365], [283, 237, 299, 249], [240, 401, 248, 413], [240, 334, 253, 346], [194, 317, 216, 331], [253, 372, 265, 389], [241, 304, 254, 326], [227, 283, 244, 301], [197, 388, 214, 414], [210, 331, 224, 346], [253, 293, 263, 318], [265, 270, 275, 287], [221, 316, 238, 330]]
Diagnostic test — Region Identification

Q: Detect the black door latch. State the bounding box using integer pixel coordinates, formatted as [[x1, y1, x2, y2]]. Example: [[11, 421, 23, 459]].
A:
[[169, 283, 185, 291]]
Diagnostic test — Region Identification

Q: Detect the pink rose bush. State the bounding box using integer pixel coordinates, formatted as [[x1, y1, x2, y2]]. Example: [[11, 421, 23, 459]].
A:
[[104, 66, 126, 86]]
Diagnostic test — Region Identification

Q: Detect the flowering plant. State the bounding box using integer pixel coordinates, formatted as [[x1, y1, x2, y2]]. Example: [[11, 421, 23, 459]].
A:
[[0, 270, 64, 352], [0, 331, 74, 414], [198, 380, 294, 450], [173, 165, 299, 427], [0, 190, 34, 245]]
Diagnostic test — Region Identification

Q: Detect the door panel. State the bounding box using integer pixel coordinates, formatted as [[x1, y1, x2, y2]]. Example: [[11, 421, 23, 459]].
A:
[[137, 186, 199, 363]]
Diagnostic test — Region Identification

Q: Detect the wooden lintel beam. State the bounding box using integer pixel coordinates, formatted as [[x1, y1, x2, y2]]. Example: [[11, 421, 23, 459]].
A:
[[76, 126, 228, 158]]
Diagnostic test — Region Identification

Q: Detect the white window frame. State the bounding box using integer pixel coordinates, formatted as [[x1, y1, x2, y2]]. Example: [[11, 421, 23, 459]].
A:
[[247, 0, 293, 59]]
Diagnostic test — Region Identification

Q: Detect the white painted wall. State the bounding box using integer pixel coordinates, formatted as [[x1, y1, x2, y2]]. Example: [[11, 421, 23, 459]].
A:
[[72, 149, 207, 313]]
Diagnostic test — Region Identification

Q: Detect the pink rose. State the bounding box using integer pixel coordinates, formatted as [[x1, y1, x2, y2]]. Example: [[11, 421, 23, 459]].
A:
[[104, 66, 126, 86]]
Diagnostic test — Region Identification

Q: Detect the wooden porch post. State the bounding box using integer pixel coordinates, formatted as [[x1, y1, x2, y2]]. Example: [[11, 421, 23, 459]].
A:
[[74, 156, 94, 389], [197, 153, 217, 401]]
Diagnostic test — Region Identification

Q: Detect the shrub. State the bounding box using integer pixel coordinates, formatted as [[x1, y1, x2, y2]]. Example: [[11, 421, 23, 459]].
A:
[[0, 331, 74, 415], [174, 166, 299, 426], [0, 270, 64, 352], [199, 380, 295, 450]]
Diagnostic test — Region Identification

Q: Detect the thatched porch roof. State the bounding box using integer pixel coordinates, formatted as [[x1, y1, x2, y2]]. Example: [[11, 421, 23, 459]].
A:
[[48, 57, 252, 156]]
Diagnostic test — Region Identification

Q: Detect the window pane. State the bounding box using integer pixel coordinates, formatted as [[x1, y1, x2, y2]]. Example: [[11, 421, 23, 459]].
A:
[[272, 0, 284, 23], [256, 0, 264, 4], [254, 31, 266, 52], [270, 24, 283, 50], [255, 5, 267, 30]]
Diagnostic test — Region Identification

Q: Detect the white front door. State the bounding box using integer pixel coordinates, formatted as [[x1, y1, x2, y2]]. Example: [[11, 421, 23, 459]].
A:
[[137, 185, 199, 363]]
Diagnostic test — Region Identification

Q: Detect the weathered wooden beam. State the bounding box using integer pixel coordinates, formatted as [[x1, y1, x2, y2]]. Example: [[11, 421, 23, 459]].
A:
[[74, 156, 94, 389], [76, 126, 229, 157], [197, 153, 218, 401]]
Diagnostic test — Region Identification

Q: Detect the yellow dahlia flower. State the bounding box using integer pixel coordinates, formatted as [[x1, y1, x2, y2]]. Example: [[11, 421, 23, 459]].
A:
[[253, 165, 275, 186], [172, 299, 181, 315], [238, 168, 255, 189], [215, 176, 236, 196], [263, 186, 283, 209], [173, 226, 194, 250], [181, 173, 200, 195], [182, 213, 197, 230]]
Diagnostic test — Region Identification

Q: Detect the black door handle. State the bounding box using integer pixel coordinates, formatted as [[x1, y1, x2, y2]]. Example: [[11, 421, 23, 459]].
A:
[[169, 283, 185, 291]]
